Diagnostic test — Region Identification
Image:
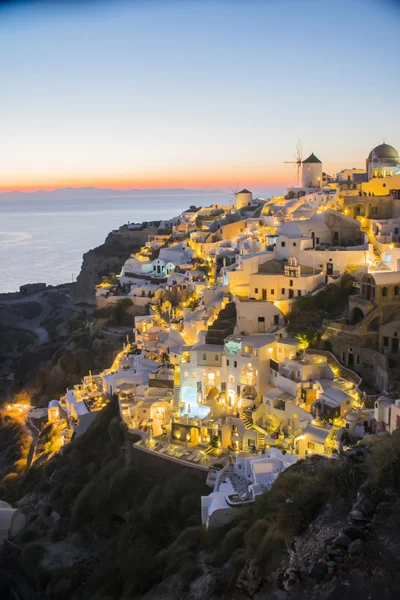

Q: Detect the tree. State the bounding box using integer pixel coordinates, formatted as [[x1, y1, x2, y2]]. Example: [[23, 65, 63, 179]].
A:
[[295, 332, 317, 356]]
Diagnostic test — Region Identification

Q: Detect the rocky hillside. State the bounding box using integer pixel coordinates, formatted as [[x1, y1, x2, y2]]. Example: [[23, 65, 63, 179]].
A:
[[71, 227, 158, 305], [2, 400, 400, 600]]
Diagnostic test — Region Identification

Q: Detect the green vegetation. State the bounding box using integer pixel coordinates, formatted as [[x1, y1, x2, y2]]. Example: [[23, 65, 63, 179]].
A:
[[94, 297, 135, 326], [0, 412, 31, 499], [20, 541, 47, 588], [367, 428, 400, 492], [295, 331, 317, 353], [98, 273, 119, 286], [15, 395, 400, 599], [16, 399, 207, 598], [288, 272, 355, 336], [40, 421, 66, 455]]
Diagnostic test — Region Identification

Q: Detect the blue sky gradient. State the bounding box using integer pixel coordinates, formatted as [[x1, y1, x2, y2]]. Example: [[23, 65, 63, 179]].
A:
[[0, 0, 399, 192]]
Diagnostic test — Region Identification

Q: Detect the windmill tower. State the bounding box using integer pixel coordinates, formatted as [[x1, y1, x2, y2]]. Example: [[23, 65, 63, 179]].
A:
[[284, 140, 303, 184], [301, 152, 322, 189], [235, 188, 253, 210]]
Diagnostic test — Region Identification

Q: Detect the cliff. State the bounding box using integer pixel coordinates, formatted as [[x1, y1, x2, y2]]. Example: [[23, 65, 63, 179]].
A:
[[5, 406, 400, 600], [71, 227, 158, 305]]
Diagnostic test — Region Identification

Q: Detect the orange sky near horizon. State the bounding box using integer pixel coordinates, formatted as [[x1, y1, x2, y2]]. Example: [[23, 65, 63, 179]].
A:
[[0, 166, 292, 193], [0, 158, 352, 194]]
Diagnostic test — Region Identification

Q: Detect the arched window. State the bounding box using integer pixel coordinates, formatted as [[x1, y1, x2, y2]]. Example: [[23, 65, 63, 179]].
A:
[[395, 286, 400, 296], [382, 287, 388, 297]]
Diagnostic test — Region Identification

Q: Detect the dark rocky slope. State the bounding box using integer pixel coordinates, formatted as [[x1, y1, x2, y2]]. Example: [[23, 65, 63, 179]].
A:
[[71, 226, 159, 305], [3, 401, 400, 600]]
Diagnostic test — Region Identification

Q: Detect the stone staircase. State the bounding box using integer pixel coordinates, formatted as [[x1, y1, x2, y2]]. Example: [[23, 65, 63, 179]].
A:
[[240, 412, 253, 430], [172, 366, 181, 412], [372, 245, 381, 262], [256, 431, 265, 450]]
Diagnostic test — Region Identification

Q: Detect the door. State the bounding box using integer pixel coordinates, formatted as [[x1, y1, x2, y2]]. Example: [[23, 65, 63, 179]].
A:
[[262, 289, 267, 300], [348, 353, 354, 367], [392, 338, 399, 354], [289, 289, 294, 299]]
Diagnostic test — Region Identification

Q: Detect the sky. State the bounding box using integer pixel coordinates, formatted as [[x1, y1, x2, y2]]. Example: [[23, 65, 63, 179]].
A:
[[0, 0, 399, 195]]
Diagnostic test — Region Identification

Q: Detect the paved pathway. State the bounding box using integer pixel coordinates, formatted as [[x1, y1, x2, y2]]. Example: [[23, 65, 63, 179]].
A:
[[0, 291, 53, 344]]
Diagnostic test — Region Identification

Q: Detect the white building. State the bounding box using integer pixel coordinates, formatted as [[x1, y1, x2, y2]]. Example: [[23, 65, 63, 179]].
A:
[[201, 449, 297, 528]]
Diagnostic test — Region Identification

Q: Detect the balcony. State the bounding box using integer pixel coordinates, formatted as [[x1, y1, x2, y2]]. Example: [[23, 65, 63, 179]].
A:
[[203, 370, 221, 387], [279, 367, 300, 383], [239, 367, 257, 386]]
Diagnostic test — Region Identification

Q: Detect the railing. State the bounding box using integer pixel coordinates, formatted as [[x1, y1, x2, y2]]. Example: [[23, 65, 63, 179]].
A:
[[279, 368, 300, 383]]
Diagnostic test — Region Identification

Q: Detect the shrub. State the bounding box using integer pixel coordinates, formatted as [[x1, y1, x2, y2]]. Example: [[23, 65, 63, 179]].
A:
[[20, 542, 46, 585], [179, 560, 203, 584], [256, 526, 286, 569], [244, 519, 270, 558], [20, 529, 37, 543], [49, 522, 64, 542], [367, 429, 400, 492]]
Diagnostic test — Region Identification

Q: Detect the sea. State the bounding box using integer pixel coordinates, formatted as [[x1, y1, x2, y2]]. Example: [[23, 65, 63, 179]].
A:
[[0, 192, 230, 293]]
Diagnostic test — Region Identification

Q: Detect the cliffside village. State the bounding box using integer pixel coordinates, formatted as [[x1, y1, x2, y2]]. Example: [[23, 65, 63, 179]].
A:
[[47, 143, 400, 527]]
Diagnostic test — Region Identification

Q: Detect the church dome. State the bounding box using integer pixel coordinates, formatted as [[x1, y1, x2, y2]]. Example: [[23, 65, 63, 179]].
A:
[[368, 143, 399, 161]]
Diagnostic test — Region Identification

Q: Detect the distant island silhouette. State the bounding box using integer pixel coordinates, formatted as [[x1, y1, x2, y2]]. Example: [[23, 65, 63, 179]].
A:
[[0, 187, 227, 200]]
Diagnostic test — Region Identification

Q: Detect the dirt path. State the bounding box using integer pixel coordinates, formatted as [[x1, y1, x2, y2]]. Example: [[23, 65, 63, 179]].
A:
[[0, 292, 52, 345]]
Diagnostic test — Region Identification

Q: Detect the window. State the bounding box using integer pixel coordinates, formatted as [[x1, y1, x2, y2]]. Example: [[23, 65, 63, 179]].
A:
[[193, 372, 197, 378], [383, 336, 389, 347], [395, 228, 399, 235], [274, 315, 279, 325], [237, 385, 241, 394], [293, 242, 297, 247], [184, 371, 189, 378], [281, 241, 286, 247], [290, 280, 293, 287], [281, 288, 285, 294], [395, 286, 399, 296], [229, 375, 235, 383], [307, 442, 315, 450], [270, 289, 275, 295], [234, 361, 237, 368], [370, 206, 378, 216], [253, 349, 258, 357], [226, 359, 230, 366], [214, 354, 219, 361], [202, 353, 207, 360], [292, 413, 297, 419], [255, 287, 258, 294], [382, 287, 388, 297], [258, 316, 265, 333]]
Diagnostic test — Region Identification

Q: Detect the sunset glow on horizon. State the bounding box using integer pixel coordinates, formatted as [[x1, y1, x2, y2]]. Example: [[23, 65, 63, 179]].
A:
[[0, 0, 399, 195]]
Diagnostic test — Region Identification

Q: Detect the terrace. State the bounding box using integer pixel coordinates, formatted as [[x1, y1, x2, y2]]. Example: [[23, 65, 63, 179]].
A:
[[134, 436, 231, 469]]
